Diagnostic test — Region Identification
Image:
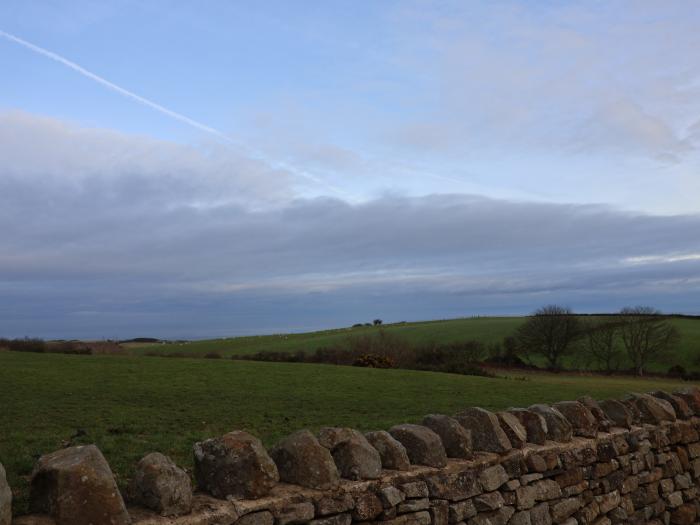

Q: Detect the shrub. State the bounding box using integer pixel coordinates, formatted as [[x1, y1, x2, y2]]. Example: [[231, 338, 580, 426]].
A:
[[414, 341, 486, 367], [484, 336, 531, 367], [668, 364, 687, 378], [47, 342, 91, 355], [164, 352, 194, 358], [353, 354, 395, 369], [228, 333, 495, 378], [204, 352, 222, 359], [408, 341, 493, 377], [439, 362, 495, 377], [0, 337, 47, 353]]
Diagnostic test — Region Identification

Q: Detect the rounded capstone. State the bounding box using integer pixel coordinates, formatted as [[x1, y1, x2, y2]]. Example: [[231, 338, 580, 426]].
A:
[[674, 387, 700, 414], [578, 396, 612, 431], [620, 397, 642, 424], [507, 408, 548, 445], [651, 391, 693, 419], [364, 430, 411, 470], [598, 399, 633, 428], [330, 434, 382, 480], [317, 427, 365, 450], [552, 401, 598, 438], [422, 414, 472, 459], [624, 393, 676, 424], [388, 424, 448, 467], [271, 430, 340, 490], [29, 444, 131, 525], [454, 407, 512, 453], [0, 463, 11, 525], [129, 452, 192, 516], [194, 430, 279, 499], [496, 412, 527, 448], [528, 404, 573, 442]]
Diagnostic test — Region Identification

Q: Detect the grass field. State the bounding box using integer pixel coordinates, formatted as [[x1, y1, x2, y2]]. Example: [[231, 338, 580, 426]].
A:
[[128, 317, 524, 356], [1, 350, 697, 514], [131, 316, 700, 372]]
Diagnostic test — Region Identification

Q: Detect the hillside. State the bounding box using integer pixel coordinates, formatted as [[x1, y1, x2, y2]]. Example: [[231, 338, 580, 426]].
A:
[[128, 317, 523, 356], [130, 316, 700, 372]]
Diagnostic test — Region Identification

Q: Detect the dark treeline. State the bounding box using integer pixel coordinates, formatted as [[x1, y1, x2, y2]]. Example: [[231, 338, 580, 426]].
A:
[[0, 338, 91, 355], [551, 313, 700, 320], [509, 305, 683, 376]]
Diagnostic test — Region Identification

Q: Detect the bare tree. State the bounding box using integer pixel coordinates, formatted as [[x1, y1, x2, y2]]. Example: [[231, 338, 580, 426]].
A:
[[618, 306, 680, 376], [515, 305, 581, 370], [583, 318, 622, 373]]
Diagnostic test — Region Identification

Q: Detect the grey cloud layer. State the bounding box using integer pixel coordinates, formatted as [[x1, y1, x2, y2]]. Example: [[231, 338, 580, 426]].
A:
[[1, 112, 699, 338]]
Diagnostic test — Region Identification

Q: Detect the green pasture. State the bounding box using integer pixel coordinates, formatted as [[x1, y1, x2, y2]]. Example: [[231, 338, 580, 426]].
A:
[[1, 350, 696, 514]]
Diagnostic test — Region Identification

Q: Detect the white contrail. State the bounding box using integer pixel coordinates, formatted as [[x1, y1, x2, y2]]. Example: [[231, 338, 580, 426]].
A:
[[0, 29, 348, 195], [0, 29, 231, 141]]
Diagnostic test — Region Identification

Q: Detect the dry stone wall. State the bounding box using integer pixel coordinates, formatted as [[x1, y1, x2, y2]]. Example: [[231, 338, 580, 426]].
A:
[[6, 388, 700, 525]]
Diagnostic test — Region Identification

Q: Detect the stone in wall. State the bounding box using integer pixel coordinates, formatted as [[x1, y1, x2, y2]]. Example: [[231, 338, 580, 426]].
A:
[[454, 407, 512, 453], [239, 510, 274, 525], [351, 493, 383, 521], [551, 401, 598, 438], [508, 408, 548, 445], [578, 396, 612, 431], [626, 393, 676, 424], [317, 428, 365, 450], [194, 430, 279, 499], [422, 415, 473, 459], [389, 424, 447, 468], [619, 397, 642, 425], [496, 412, 527, 448], [598, 399, 633, 428], [330, 433, 382, 480], [275, 502, 316, 525], [364, 431, 411, 471], [28, 444, 130, 525], [651, 391, 693, 420], [318, 427, 383, 480], [674, 387, 700, 414], [271, 430, 340, 490], [0, 463, 11, 525], [314, 493, 355, 516], [479, 464, 509, 492], [528, 404, 573, 442], [128, 452, 192, 516], [11, 517, 56, 525]]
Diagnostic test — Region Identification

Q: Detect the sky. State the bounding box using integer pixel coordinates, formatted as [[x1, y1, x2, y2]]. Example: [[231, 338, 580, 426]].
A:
[[1, 0, 699, 339]]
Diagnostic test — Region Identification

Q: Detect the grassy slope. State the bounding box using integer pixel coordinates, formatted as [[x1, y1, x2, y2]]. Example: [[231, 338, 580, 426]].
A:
[[1, 350, 697, 513], [132, 317, 700, 371], [129, 317, 524, 356]]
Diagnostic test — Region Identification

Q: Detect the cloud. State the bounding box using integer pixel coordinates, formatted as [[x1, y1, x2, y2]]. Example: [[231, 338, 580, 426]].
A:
[[0, 110, 296, 209], [0, 29, 234, 140], [385, 1, 700, 161], [1, 111, 699, 337], [575, 100, 693, 162]]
